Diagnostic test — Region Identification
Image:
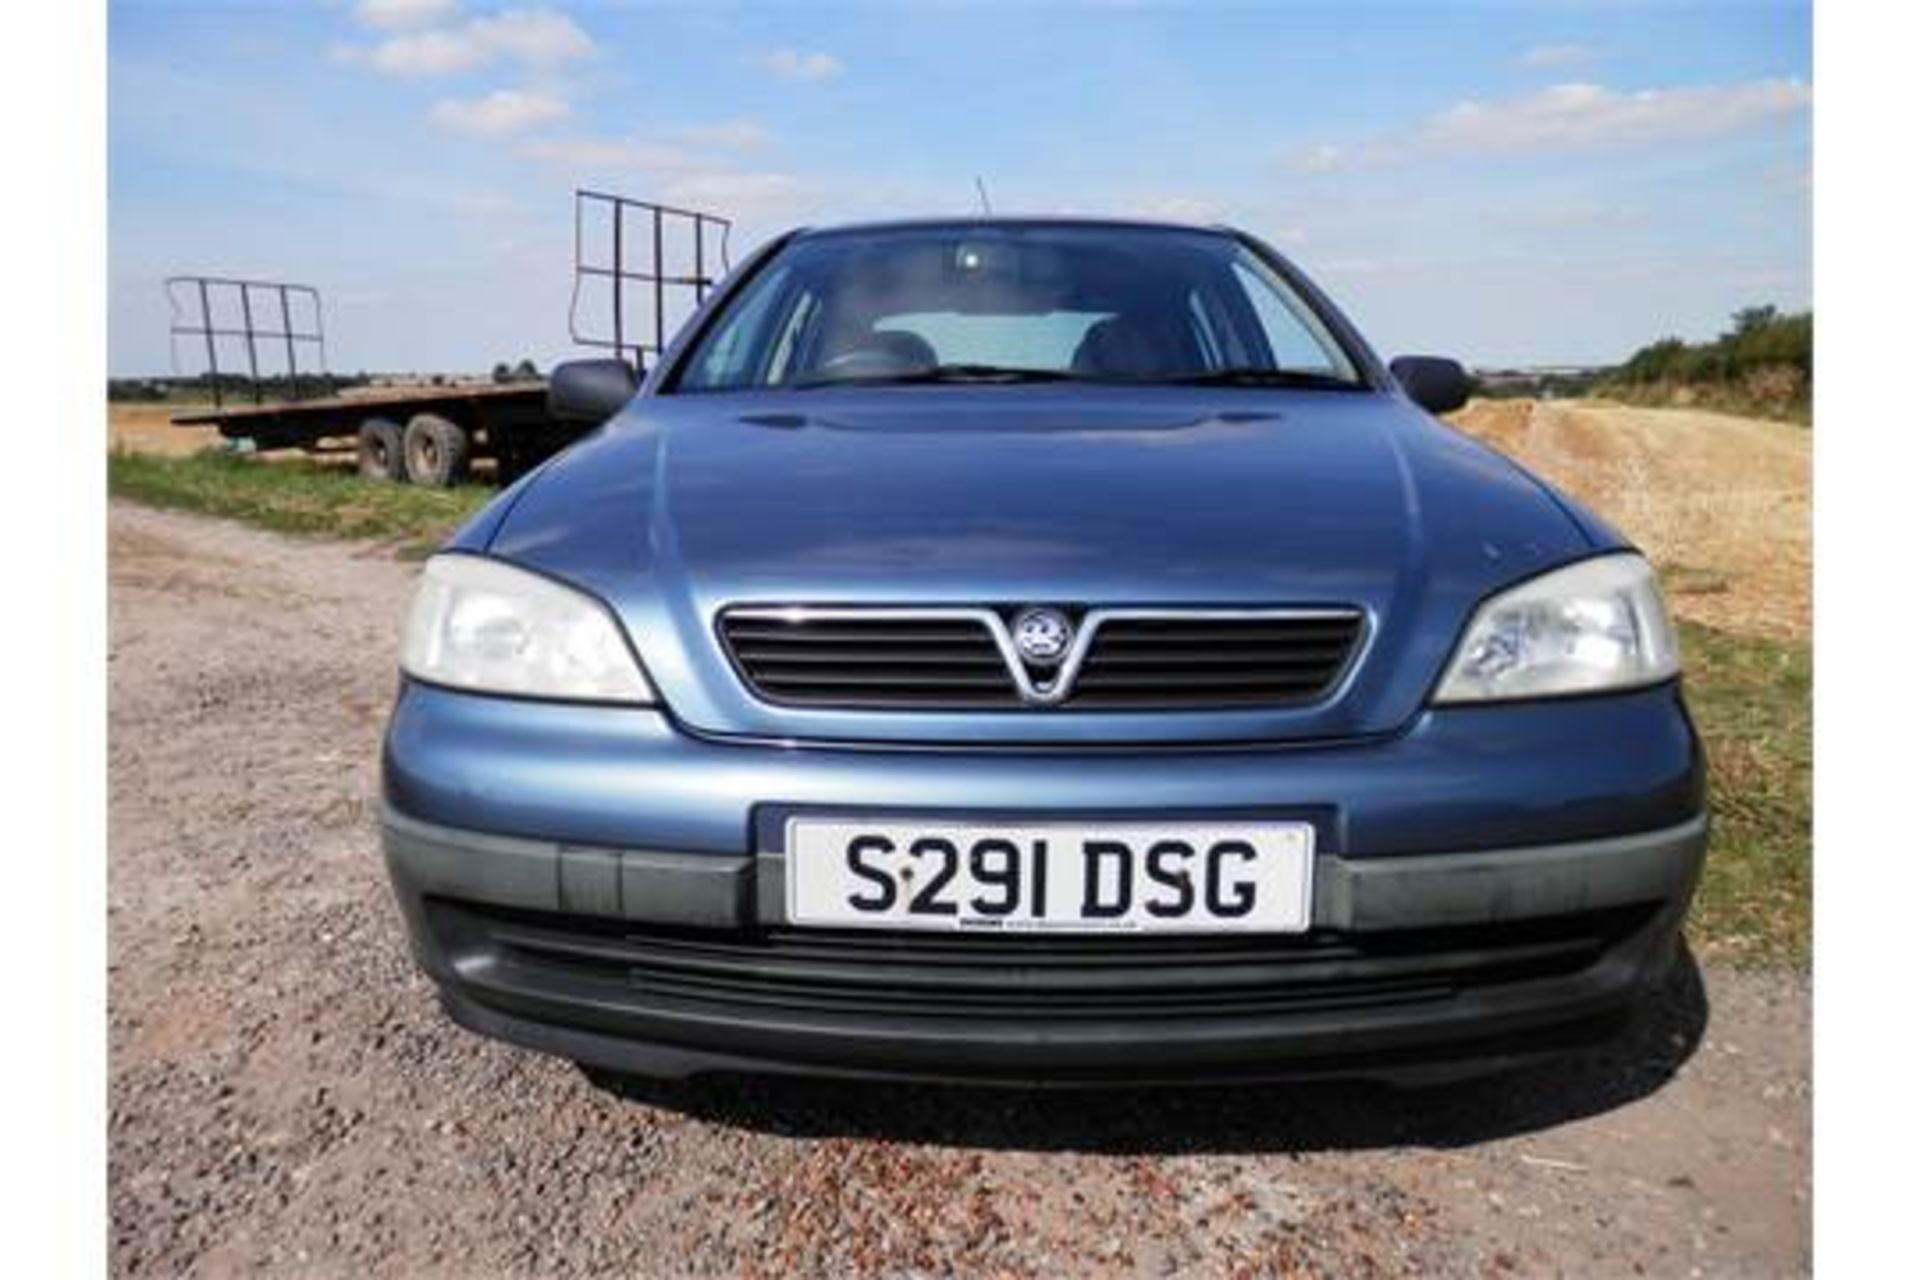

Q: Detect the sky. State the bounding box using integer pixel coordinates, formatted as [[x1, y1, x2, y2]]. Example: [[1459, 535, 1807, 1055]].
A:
[[108, 0, 1811, 376]]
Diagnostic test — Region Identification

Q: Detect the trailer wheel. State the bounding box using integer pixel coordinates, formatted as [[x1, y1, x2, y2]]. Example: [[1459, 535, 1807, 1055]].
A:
[[356, 418, 406, 482], [403, 414, 471, 487]]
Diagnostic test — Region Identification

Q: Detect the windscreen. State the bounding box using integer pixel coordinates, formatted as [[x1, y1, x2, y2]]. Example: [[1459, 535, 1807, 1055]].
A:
[[672, 225, 1362, 392]]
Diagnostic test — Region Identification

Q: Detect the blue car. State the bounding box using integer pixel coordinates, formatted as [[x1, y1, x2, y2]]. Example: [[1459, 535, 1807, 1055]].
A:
[[381, 218, 1705, 1087]]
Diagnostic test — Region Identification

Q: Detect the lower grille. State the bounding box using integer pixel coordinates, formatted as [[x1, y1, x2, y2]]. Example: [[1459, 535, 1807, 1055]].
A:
[[429, 900, 1653, 1023]]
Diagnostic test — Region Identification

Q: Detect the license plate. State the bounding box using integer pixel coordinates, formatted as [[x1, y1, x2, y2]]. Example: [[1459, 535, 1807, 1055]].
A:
[[785, 819, 1314, 933]]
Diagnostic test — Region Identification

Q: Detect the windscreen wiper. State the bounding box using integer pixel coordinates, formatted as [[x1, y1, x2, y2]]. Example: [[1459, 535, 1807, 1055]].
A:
[[1161, 367, 1363, 390], [792, 364, 1085, 389]]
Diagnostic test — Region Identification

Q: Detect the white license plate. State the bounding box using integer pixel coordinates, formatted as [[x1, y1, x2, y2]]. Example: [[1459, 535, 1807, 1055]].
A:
[[785, 819, 1314, 934]]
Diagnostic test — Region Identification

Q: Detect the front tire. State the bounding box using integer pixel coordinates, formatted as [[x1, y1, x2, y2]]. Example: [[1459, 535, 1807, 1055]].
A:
[[403, 414, 470, 488]]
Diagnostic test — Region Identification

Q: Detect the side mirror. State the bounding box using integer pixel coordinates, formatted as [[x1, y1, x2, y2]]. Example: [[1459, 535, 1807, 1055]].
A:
[[548, 358, 639, 424], [1388, 356, 1471, 415]]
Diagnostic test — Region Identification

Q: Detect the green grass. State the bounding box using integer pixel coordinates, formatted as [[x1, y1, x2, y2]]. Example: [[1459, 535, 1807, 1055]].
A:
[[1680, 620, 1811, 967], [107, 449, 1811, 965], [108, 449, 492, 553]]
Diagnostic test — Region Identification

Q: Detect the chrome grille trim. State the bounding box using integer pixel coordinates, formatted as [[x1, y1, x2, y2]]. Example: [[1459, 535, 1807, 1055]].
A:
[[718, 605, 1369, 711]]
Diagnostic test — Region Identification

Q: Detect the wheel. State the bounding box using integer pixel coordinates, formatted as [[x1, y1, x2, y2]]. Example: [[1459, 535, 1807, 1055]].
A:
[[403, 414, 471, 487], [355, 417, 406, 482]]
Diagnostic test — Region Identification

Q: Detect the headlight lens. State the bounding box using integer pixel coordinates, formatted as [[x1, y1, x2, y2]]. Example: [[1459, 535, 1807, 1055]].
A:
[[400, 555, 653, 704], [1434, 553, 1679, 704]]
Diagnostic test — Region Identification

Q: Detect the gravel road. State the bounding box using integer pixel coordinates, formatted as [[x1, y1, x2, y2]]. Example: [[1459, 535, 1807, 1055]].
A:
[[108, 501, 1811, 1277]]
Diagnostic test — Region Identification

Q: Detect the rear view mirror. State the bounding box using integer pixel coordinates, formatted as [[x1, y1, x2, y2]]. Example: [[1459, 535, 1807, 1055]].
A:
[[1389, 356, 1472, 415], [548, 358, 639, 424]]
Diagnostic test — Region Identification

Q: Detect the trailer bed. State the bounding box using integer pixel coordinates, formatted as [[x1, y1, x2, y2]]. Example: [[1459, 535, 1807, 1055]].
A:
[[171, 382, 580, 485], [173, 383, 544, 440]]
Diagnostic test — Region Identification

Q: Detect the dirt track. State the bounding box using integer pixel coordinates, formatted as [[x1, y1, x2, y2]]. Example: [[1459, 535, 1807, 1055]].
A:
[[108, 501, 1809, 1276], [1451, 400, 1810, 642]]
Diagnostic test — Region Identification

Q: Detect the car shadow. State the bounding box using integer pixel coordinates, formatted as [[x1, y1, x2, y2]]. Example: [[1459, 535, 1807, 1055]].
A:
[[580, 945, 1709, 1156]]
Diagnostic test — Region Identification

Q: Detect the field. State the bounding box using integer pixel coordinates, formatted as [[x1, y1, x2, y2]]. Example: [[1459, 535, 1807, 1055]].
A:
[[108, 402, 221, 456]]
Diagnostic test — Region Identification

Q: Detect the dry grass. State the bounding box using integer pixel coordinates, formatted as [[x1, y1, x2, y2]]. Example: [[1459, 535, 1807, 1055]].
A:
[[1679, 621, 1811, 966], [108, 403, 224, 456]]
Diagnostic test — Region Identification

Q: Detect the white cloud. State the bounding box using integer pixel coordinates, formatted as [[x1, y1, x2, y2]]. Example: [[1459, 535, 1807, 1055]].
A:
[[362, 6, 593, 77], [755, 49, 843, 82], [1421, 79, 1811, 152], [1290, 78, 1811, 170], [1504, 199, 1644, 229], [1314, 258, 1388, 277], [355, 0, 458, 30], [518, 136, 697, 171], [519, 121, 775, 167], [446, 190, 516, 217], [1516, 43, 1594, 70], [469, 9, 593, 65], [1284, 141, 1396, 173], [673, 120, 773, 150], [432, 89, 569, 136], [517, 132, 805, 220], [662, 171, 806, 221], [1133, 195, 1222, 223], [1290, 143, 1350, 173], [369, 28, 490, 75]]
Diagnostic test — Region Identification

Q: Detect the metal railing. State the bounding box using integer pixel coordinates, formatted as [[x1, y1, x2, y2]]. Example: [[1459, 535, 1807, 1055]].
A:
[[568, 190, 732, 368], [164, 276, 328, 408]]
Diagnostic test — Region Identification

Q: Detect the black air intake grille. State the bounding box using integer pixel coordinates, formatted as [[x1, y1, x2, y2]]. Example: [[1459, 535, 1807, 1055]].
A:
[[428, 899, 1656, 1024], [1071, 614, 1365, 708], [719, 613, 1021, 709], [717, 608, 1365, 712]]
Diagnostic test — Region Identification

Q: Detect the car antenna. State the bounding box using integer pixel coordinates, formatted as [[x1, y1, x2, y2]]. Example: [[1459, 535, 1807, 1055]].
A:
[[973, 176, 993, 215]]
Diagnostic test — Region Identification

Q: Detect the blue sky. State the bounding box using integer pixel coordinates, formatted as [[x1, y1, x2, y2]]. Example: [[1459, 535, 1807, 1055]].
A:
[[108, 0, 1811, 375]]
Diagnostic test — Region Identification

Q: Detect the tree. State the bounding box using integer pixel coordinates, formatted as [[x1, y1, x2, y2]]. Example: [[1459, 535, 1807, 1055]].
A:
[[512, 358, 540, 382], [491, 362, 513, 385], [1728, 305, 1780, 340]]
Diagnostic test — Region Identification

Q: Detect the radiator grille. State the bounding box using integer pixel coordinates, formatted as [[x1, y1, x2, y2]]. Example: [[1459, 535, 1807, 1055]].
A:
[[718, 608, 1365, 711], [1071, 616, 1364, 708], [719, 613, 1019, 709]]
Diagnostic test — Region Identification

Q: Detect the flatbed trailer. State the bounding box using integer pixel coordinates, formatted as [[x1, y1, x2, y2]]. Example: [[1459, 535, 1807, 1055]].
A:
[[164, 192, 731, 487], [171, 382, 578, 486]]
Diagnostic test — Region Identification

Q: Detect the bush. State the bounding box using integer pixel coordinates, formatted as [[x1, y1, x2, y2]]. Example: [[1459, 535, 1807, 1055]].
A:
[[1600, 306, 1811, 422]]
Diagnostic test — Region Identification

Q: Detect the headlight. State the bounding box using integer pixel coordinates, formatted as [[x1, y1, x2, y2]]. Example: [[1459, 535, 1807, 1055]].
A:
[[400, 554, 653, 704], [1433, 553, 1679, 704]]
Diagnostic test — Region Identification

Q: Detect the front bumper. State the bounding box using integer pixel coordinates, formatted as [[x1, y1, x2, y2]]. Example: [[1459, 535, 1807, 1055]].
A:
[[382, 804, 1705, 1086], [381, 679, 1705, 1085]]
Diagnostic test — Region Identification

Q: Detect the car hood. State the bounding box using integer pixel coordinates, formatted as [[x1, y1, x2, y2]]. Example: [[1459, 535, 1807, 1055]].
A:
[[487, 386, 1606, 744]]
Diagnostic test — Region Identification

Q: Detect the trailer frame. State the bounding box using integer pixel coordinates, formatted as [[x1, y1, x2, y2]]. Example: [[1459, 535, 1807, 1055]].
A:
[[167, 192, 732, 487]]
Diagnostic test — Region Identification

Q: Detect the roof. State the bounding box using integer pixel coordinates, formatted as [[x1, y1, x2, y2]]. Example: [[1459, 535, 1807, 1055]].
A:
[[789, 214, 1239, 240]]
